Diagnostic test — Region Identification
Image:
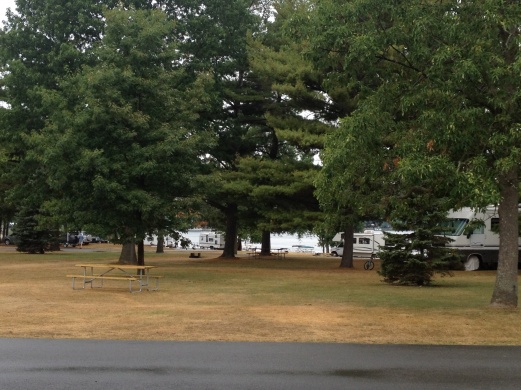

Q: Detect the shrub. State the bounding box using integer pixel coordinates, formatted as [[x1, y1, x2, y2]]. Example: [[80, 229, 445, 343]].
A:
[[379, 228, 459, 286]]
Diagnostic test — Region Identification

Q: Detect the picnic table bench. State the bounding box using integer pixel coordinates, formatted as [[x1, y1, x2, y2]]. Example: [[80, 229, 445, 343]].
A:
[[67, 264, 161, 293]]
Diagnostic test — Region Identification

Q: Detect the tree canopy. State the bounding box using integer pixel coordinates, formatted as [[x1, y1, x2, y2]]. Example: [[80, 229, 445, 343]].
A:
[[0, 0, 520, 308], [312, 0, 521, 306], [0, 2, 213, 262]]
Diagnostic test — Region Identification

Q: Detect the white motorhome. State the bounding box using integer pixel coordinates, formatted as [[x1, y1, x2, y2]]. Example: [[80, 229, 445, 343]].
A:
[[331, 231, 385, 258], [199, 231, 225, 249], [442, 206, 521, 271], [332, 206, 521, 270]]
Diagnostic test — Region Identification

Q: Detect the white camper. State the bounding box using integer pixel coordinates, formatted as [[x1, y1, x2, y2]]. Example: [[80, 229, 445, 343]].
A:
[[331, 231, 385, 258], [145, 234, 177, 248], [353, 230, 385, 257], [199, 231, 225, 249], [442, 206, 521, 271], [331, 206, 521, 270]]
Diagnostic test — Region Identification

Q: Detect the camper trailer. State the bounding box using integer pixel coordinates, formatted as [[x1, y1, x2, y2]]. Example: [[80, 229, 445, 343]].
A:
[[198, 231, 225, 249], [442, 206, 521, 271]]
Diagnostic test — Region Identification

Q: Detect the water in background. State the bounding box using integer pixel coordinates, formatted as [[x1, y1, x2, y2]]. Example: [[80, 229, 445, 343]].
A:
[[183, 229, 322, 253]]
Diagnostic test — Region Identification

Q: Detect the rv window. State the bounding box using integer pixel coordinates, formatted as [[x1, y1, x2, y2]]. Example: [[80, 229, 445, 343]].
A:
[[439, 218, 468, 236], [359, 238, 371, 245], [352, 238, 356, 244], [491, 218, 499, 233]]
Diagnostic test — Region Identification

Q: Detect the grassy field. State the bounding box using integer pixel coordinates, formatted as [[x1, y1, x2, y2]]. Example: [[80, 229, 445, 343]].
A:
[[1, 244, 520, 345]]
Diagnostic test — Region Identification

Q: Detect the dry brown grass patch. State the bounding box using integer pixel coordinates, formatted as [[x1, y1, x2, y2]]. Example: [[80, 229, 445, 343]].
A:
[[0, 246, 520, 344]]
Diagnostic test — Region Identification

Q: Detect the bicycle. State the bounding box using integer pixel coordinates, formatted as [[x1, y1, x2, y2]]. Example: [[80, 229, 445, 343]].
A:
[[363, 254, 376, 270]]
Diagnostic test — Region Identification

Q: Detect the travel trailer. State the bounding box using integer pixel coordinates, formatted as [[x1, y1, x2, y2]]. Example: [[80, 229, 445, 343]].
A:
[[331, 206, 521, 270], [198, 231, 225, 249]]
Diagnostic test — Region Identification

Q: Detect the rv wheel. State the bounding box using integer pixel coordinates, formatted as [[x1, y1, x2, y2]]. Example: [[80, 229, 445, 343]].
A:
[[464, 255, 480, 271]]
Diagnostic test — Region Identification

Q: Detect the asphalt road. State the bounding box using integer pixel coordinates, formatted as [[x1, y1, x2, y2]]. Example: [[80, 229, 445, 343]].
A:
[[1, 339, 520, 389]]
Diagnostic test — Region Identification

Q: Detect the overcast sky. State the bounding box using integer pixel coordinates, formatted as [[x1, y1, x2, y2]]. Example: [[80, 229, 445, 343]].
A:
[[0, 0, 15, 21]]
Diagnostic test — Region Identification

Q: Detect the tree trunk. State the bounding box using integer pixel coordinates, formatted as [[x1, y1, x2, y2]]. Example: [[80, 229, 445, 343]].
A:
[[137, 240, 145, 266], [490, 168, 519, 308], [339, 225, 355, 268], [260, 230, 271, 256], [220, 203, 238, 258], [119, 241, 137, 264], [156, 234, 164, 253]]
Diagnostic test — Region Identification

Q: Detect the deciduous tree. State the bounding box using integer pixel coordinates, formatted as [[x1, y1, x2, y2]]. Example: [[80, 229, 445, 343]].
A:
[[311, 0, 521, 305], [0, 0, 118, 252], [31, 7, 212, 263]]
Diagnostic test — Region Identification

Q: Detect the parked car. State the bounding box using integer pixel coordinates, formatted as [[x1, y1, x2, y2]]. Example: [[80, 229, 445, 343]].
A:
[[60, 232, 79, 247]]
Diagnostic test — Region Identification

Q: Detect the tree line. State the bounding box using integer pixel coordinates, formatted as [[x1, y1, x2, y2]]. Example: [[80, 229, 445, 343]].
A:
[[0, 1, 519, 307]]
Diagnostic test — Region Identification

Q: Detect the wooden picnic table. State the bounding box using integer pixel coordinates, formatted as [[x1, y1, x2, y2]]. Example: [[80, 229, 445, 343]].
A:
[[271, 248, 288, 259], [67, 264, 161, 293], [246, 248, 288, 258], [246, 247, 259, 257]]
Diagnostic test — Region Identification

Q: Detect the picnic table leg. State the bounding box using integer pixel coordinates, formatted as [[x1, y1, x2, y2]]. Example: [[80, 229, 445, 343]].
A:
[[136, 272, 147, 292], [71, 276, 86, 290], [149, 276, 160, 291], [129, 278, 143, 293], [82, 268, 87, 288]]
